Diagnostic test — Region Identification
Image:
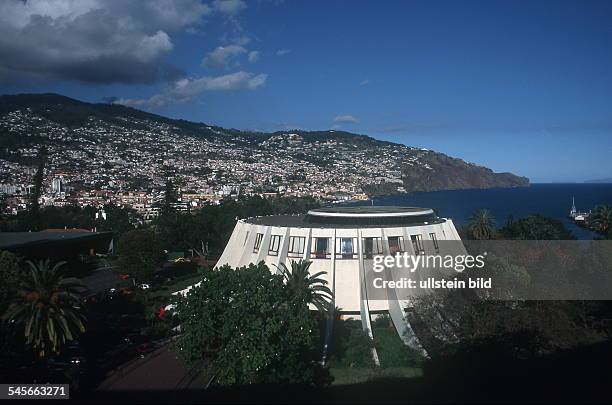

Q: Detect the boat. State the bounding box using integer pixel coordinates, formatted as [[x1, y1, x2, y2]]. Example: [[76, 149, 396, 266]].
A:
[[569, 196, 590, 223]]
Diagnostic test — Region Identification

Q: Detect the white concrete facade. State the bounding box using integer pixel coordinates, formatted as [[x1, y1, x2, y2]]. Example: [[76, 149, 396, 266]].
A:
[[216, 207, 465, 355]]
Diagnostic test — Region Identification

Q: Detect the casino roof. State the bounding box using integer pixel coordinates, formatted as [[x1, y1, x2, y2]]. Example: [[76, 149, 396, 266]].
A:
[[244, 206, 444, 228]]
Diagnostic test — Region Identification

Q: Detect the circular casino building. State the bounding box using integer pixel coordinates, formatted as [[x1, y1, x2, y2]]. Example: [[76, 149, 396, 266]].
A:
[[217, 206, 466, 356]]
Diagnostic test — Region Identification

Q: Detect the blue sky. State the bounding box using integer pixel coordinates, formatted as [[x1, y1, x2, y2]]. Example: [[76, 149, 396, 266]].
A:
[[1, 0, 611, 182]]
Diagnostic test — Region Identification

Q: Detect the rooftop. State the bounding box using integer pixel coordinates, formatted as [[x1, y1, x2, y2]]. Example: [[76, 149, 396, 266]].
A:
[[307, 206, 434, 217], [0, 231, 113, 250], [244, 206, 443, 228]]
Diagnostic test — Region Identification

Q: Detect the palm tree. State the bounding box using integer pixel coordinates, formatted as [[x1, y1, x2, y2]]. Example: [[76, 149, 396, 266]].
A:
[[468, 209, 496, 240], [590, 205, 612, 236], [276, 260, 333, 312], [2, 259, 86, 357]]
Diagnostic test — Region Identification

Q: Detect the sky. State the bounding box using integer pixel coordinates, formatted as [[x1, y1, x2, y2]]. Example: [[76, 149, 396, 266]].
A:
[[0, 0, 611, 183]]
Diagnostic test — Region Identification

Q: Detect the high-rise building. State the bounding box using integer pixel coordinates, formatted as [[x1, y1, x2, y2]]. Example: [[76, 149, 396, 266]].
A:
[[51, 176, 63, 194]]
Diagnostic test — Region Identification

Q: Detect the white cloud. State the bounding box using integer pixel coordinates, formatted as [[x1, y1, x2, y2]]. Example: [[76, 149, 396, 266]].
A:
[[115, 71, 268, 108], [333, 115, 359, 124], [184, 71, 267, 92], [202, 45, 247, 68], [212, 0, 247, 15], [248, 50, 260, 63], [276, 49, 291, 56], [232, 35, 251, 46], [360, 79, 370, 86], [0, 0, 212, 83]]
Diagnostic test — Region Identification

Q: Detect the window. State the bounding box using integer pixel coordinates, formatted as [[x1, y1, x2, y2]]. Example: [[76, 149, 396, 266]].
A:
[[429, 232, 439, 253], [288, 236, 306, 257], [243, 231, 250, 246], [336, 237, 356, 259], [363, 237, 383, 259], [253, 233, 264, 253], [388, 236, 405, 255], [411, 234, 424, 255], [312, 237, 331, 259], [268, 235, 282, 256]]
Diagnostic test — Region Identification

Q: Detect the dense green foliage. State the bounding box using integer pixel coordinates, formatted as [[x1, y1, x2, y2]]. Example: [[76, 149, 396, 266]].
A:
[[590, 205, 612, 237], [151, 195, 321, 253], [277, 260, 332, 313], [412, 236, 610, 365], [116, 230, 165, 281], [173, 262, 330, 387], [467, 209, 496, 240], [2, 260, 85, 357], [327, 319, 376, 369], [0, 251, 21, 314], [94, 204, 138, 236], [9, 145, 49, 231], [462, 210, 576, 240], [374, 328, 425, 368], [1, 203, 136, 236], [501, 214, 575, 239]]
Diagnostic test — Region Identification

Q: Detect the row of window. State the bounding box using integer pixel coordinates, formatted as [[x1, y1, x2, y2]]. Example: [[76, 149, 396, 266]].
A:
[[247, 232, 441, 258]]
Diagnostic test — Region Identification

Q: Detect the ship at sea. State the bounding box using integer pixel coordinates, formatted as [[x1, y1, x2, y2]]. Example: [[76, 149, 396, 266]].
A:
[[569, 196, 590, 224]]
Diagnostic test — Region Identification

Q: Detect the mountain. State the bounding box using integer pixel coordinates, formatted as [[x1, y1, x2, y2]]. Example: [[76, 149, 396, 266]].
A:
[[0, 93, 528, 195], [584, 178, 612, 184]]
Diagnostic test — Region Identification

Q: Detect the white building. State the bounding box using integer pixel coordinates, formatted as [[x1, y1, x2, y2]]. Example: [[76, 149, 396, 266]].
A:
[[52, 176, 63, 194], [217, 206, 465, 357]]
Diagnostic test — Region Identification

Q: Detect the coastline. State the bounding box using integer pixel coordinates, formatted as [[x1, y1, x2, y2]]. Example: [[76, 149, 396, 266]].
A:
[[350, 183, 612, 240]]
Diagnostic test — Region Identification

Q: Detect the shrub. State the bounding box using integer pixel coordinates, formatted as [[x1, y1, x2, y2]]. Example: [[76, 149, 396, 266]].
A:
[[173, 262, 330, 387], [328, 319, 376, 368], [374, 328, 425, 368], [117, 229, 165, 282]]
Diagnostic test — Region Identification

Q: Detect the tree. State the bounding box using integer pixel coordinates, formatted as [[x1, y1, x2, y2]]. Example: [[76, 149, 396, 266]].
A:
[[0, 251, 21, 359], [174, 263, 330, 387], [117, 229, 165, 282], [95, 203, 138, 237], [276, 260, 333, 312], [25, 145, 48, 230], [2, 259, 85, 357], [153, 210, 200, 252], [0, 193, 7, 216], [153, 177, 197, 251], [500, 214, 574, 240], [590, 205, 612, 236], [30, 146, 47, 213], [162, 177, 178, 215], [467, 209, 496, 240], [0, 251, 21, 314]]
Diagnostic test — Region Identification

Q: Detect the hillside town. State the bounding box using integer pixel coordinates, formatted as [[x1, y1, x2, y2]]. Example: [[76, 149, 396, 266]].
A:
[[0, 108, 433, 219]]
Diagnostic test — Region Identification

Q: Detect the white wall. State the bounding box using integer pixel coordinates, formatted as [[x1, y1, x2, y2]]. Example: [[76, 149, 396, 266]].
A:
[[217, 219, 462, 313]]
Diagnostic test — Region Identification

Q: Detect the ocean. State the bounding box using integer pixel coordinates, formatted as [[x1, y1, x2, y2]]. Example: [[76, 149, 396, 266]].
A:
[[366, 183, 612, 240]]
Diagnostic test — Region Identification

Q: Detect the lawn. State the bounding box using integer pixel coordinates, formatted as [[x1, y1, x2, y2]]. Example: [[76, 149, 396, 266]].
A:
[[373, 327, 425, 368]]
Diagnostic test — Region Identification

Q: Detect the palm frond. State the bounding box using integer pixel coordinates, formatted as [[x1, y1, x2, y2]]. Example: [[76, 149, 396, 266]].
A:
[[3, 259, 86, 357]]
